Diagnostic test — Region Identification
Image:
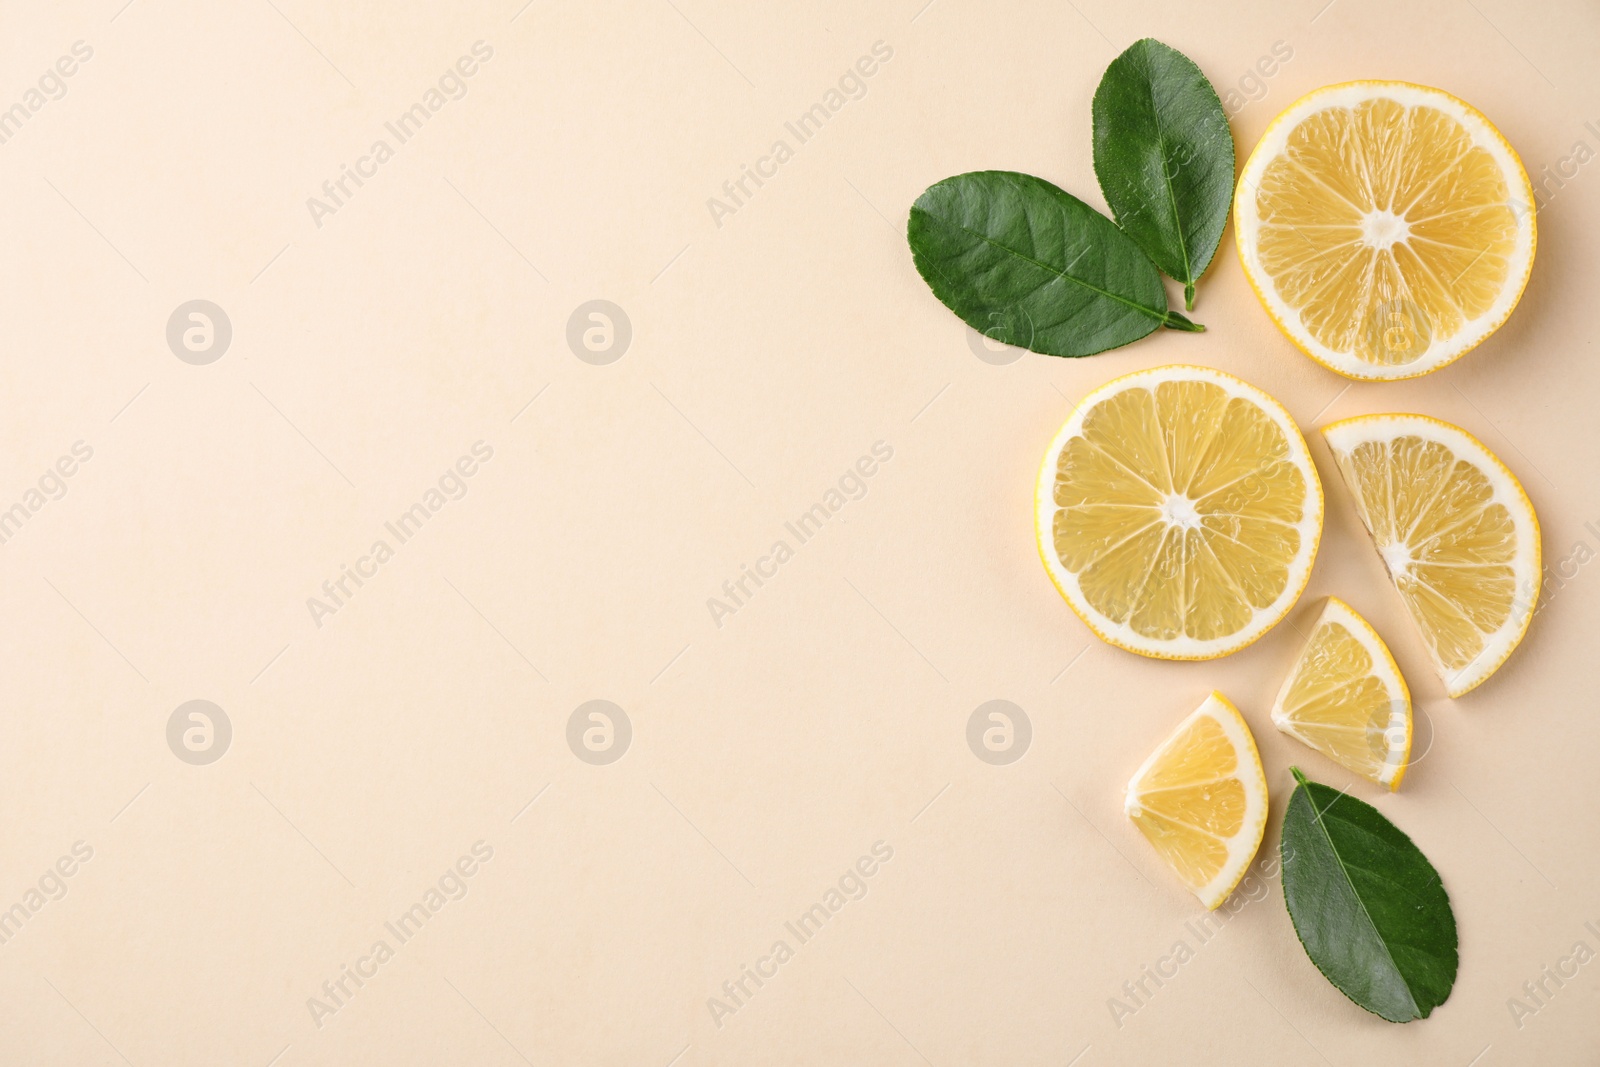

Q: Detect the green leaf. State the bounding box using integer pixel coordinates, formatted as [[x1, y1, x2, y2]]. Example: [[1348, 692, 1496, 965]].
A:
[[1092, 38, 1234, 309], [1281, 768, 1458, 1022], [907, 170, 1202, 360]]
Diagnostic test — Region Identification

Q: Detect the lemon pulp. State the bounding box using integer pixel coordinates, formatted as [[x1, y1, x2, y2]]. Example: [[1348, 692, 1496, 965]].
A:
[[1272, 597, 1411, 788], [1237, 82, 1535, 380], [1039, 365, 1322, 659], [1126, 692, 1268, 909], [1323, 415, 1539, 697]]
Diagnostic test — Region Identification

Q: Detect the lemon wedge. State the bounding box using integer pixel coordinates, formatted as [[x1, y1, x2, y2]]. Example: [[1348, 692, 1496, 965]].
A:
[[1272, 597, 1412, 789], [1126, 692, 1269, 909], [1322, 414, 1540, 697]]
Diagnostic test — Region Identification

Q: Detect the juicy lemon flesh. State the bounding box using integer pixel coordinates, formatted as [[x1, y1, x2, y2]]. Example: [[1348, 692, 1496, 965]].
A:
[[1279, 618, 1402, 783], [1255, 98, 1517, 367], [1333, 435, 1517, 673], [1128, 714, 1246, 894], [1051, 380, 1307, 644]]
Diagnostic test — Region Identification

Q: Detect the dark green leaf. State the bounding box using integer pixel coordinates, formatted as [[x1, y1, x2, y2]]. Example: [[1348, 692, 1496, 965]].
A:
[[1092, 38, 1234, 309], [907, 170, 1202, 360], [1281, 768, 1458, 1022]]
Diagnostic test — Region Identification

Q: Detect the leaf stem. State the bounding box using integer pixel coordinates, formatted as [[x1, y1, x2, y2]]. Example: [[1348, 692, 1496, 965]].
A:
[[1184, 283, 1196, 311], [1290, 766, 1309, 786], [1163, 310, 1205, 332]]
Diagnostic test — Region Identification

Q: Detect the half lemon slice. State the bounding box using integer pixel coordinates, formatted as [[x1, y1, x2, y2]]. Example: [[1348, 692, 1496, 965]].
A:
[[1236, 81, 1535, 380], [1271, 597, 1412, 789], [1322, 414, 1540, 697], [1036, 365, 1323, 659], [1126, 692, 1268, 910]]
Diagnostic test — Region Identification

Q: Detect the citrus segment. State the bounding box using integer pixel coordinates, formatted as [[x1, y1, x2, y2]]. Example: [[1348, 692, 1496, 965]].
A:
[[1271, 597, 1412, 789], [1126, 692, 1269, 909], [1321, 414, 1539, 697]]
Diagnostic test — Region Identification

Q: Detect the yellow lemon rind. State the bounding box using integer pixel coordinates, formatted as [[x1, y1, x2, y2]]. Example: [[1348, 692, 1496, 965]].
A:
[[1125, 691, 1270, 910], [1321, 413, 1541, 698], [1235, 80, 1537, 382], [1035, 364, 1324, 661], [1271, 596, 1413, 790]]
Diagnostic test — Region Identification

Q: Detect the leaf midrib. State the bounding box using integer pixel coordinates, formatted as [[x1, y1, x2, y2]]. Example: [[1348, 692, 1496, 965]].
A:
[[1140, 62, 1193, 285], [919, 209, 1167, 324], [1302, 786, 1423, 1018]]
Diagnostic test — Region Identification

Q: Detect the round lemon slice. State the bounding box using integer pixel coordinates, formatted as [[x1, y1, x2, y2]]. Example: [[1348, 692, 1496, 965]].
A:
[[1035, 365, 1323, 660], [1322, 414, 1540, 697], [1271, 597, 1412, 789], [1126, 692, 1269, 910], [1236, 81, 1535, 381]]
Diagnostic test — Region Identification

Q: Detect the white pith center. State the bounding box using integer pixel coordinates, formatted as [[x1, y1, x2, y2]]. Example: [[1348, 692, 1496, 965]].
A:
[[1161, 493, 1202, 530], [1361, 209, 1411, 250], [1380, 540, 1413, 578]]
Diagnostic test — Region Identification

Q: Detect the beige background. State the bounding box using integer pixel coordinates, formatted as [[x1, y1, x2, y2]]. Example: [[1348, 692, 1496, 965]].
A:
[[0, 0, 1595, 1062]]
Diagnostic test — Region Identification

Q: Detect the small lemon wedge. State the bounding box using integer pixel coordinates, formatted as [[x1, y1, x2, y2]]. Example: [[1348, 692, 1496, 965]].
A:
[[1272, 597, 1412, 789], [1126, 692, 1269, 909], [1322, 414, 1540, 697]]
